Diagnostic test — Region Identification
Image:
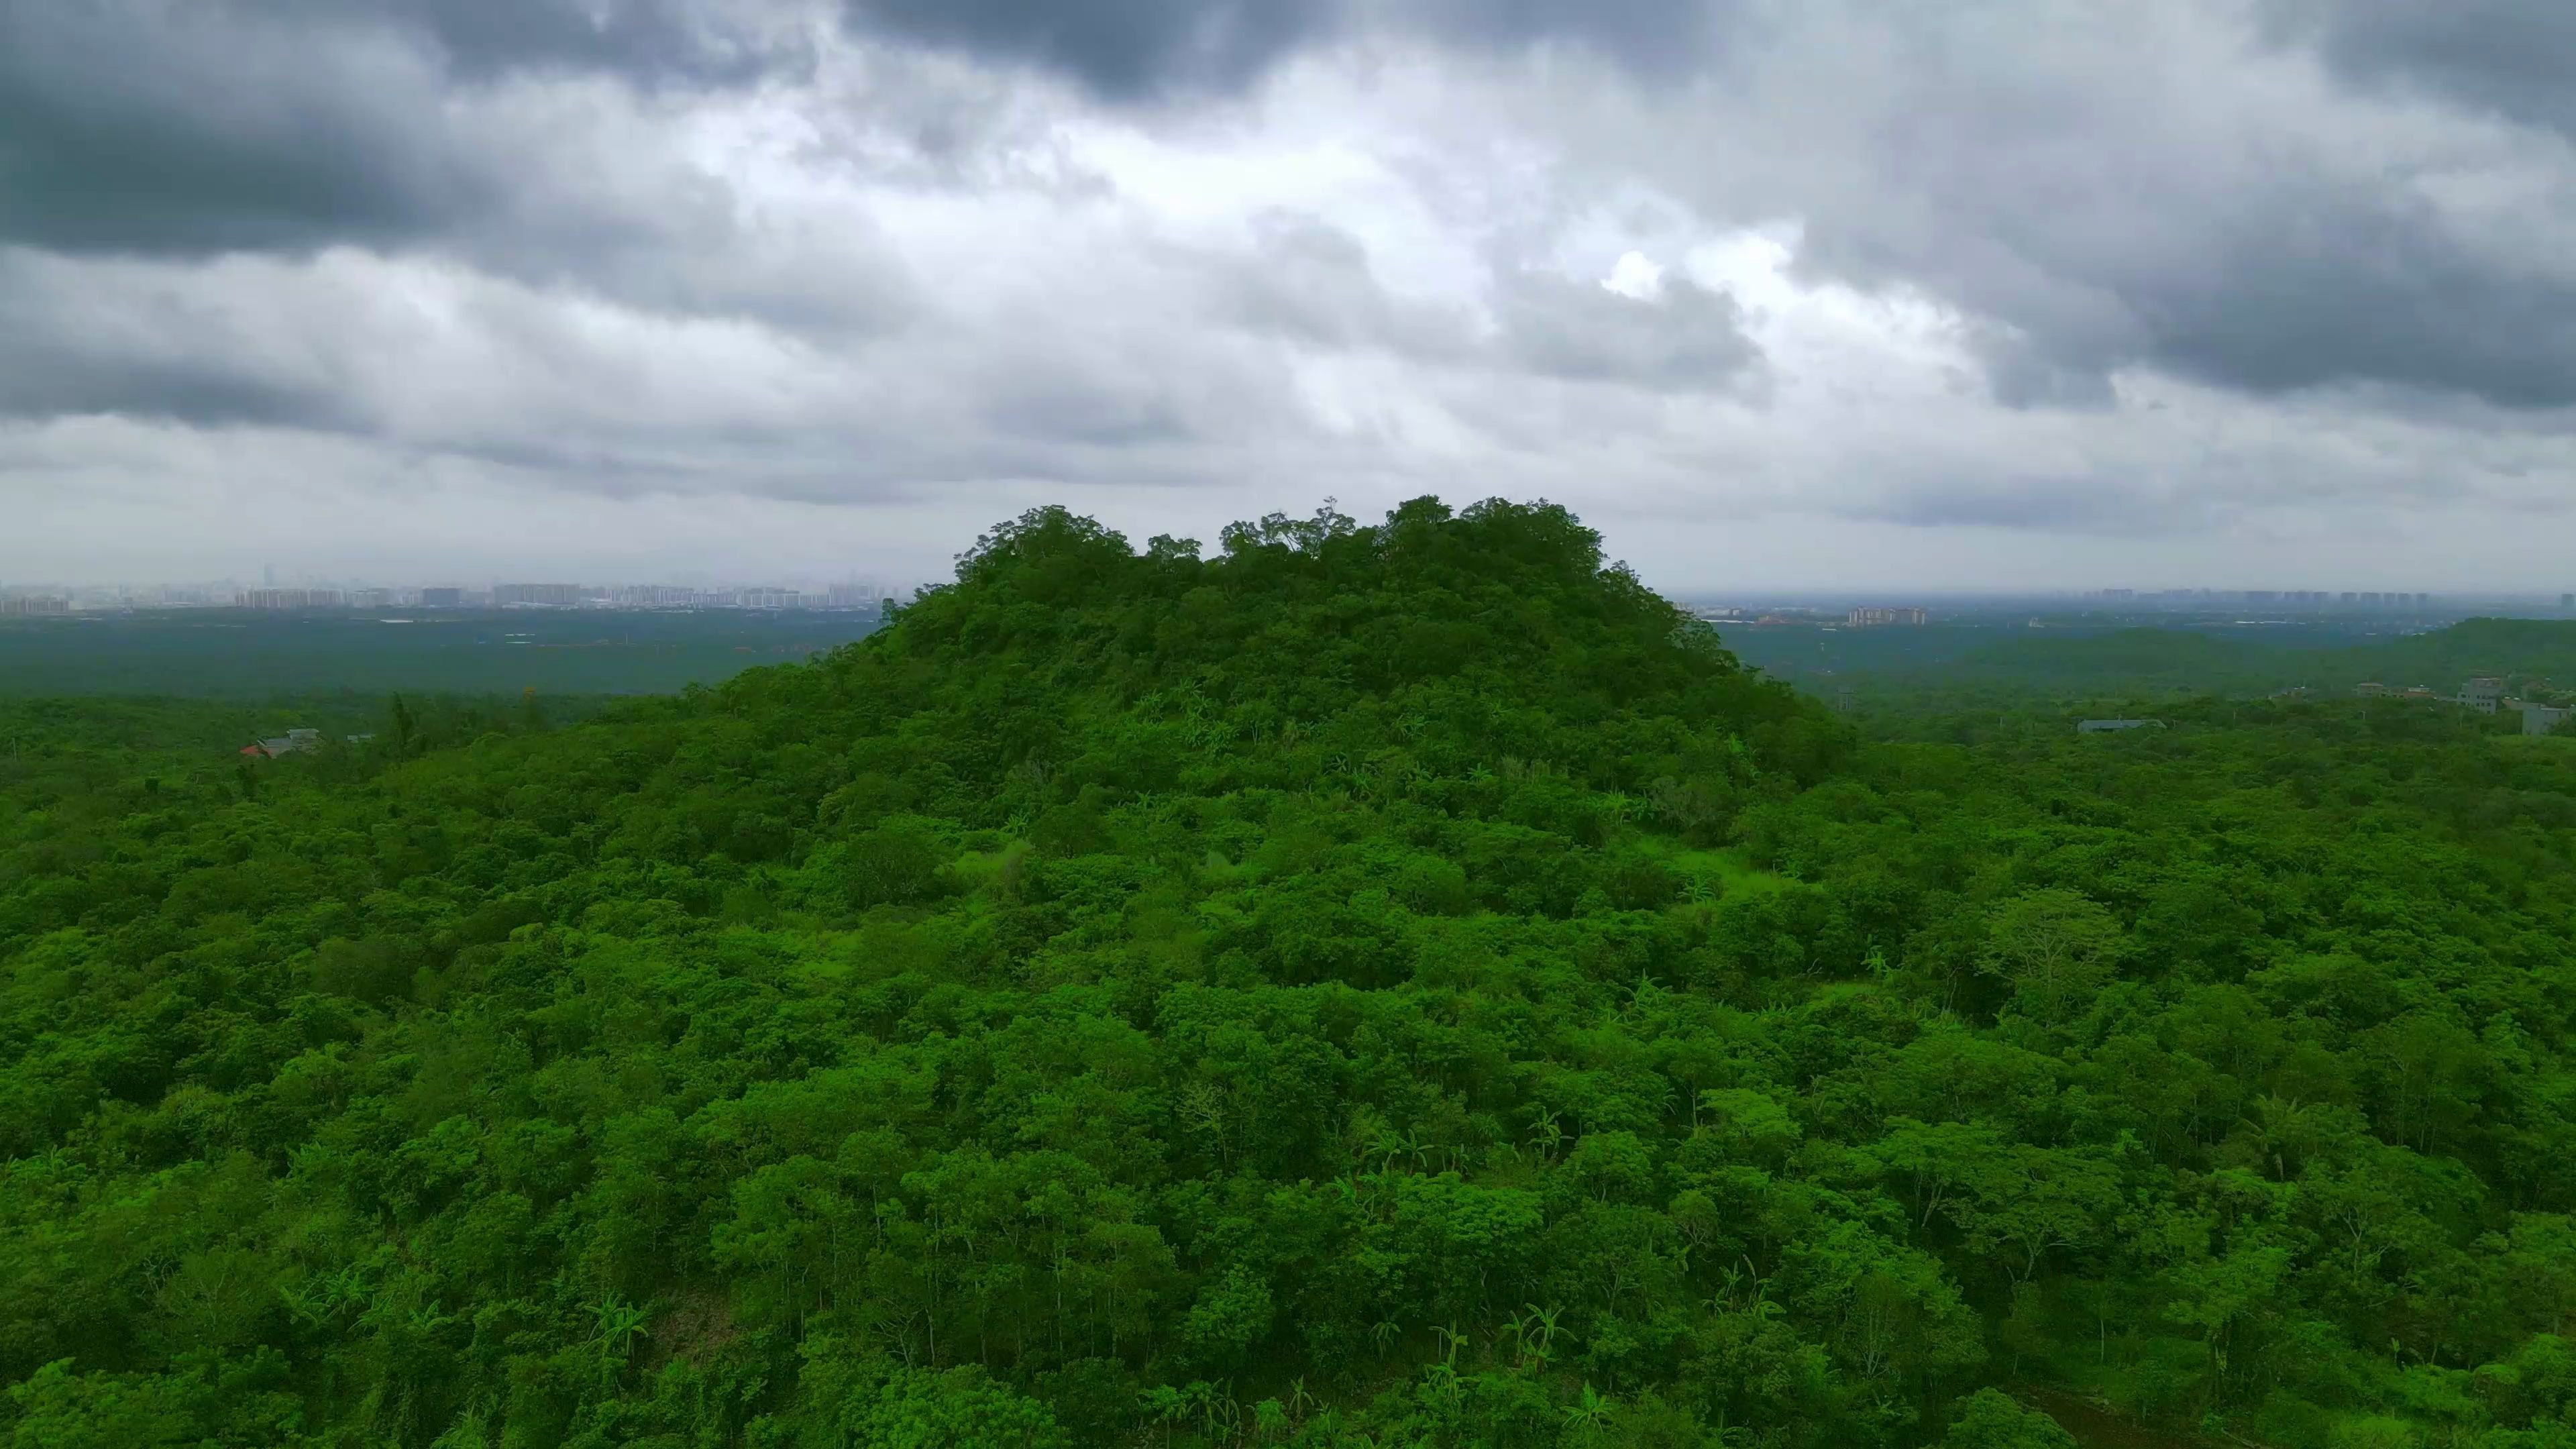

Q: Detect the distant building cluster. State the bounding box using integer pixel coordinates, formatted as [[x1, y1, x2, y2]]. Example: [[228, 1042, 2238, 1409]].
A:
[[0, 596, 70, 616], [187, 581, 893, 612], [239, 728, 322, 758], [2356, 677, 2572, 736], [1847, 606, 1929, 627], [494, 583, 586, 607], [2080, 588, 2439, 608]]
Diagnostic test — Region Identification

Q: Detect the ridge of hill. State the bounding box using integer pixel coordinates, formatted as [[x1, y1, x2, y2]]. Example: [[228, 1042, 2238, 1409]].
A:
[[2337, 617, 2576, 689]]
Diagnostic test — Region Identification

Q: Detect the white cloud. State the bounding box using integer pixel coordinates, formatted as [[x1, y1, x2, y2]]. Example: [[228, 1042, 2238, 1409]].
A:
[[1601, 250, 1664, 300]]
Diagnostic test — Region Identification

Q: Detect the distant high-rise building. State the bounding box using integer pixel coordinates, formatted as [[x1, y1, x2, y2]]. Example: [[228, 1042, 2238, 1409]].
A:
[[495, 584, 582, 606], [420, 588, 464, 608], [2563, 593, 2574, 610], [263, 564, 276, 588], [1847, 606, 1928, 627]]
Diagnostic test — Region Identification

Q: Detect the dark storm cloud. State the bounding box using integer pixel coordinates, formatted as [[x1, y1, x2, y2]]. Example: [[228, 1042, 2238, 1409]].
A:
[[354, 0, 807, 86], [837, 0, 1723, 100], [0, 354, 340, 431], [0, 254, 348, 428], [2267, 0, 2576, 138], [1752, 3, 2576, 417], [1917, 184, 2576, 413], [0, 3, 478, 254], [1960, 181, 2576, 413], [841, 0, 1344, 101], [0, 0, 801, 258], [2137, 182, 2576, 409]]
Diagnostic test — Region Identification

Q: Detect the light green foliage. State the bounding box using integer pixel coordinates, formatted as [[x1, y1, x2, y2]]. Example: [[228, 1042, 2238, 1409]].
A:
[[1941, 1389, 2076, 1448], [1977, 888, 2127, 1024], [1, 499, 2573, 1449]]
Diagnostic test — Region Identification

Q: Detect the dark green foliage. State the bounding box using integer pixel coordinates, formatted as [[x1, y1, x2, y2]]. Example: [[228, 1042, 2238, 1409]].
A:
[[0, 608, 881, 699], [1, 498, 2573, 1449], [1743, 614, 2576, 710], [1942, 1389, 2075, 1448]]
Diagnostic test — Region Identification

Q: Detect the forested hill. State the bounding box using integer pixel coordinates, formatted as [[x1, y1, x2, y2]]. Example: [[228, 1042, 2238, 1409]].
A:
[[6, 499, 2576, 1449], [797, 497, 1844, 794], [2339, 617, 2576, 689]]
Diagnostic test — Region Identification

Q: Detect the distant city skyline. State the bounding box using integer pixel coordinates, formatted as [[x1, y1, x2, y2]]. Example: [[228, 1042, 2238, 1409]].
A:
[[9, 568, 2575, 617], [15, 485, 2576, 601]]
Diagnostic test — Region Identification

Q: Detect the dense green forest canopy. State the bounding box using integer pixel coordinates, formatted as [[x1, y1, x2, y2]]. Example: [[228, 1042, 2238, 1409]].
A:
[[4, 498, 2575, 1448], [1743, 616, 2576, 706], [0, 608, 879, 699]]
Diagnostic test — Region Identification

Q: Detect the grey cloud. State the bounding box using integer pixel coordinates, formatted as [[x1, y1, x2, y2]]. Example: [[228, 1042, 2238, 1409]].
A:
[[2135, 181, 2576, 409], [0, 351, 339, 432], [2267, 0, 2576, 138], [1964, 171, 2576, 414], [1405, 0, 1730, 80], [1709, 1, 2576, 413], [980, 369, 1204, 448], [837, 0, 1728, 100], [0, 0, 804, 258], [1196, 215, 1476, 356], [1187, 217, 1758, 389], [0, 252, 350, 429], [1494, 270, 1759, 390], [1864, 472, 2210, 533], [1216, 217, 1410, 348], [352, 0, 810, 86], [0, 0, 923, 344], [0, 3, 484, 255], [841, 0, 1344, 101], [0, 242, 1323, 499]]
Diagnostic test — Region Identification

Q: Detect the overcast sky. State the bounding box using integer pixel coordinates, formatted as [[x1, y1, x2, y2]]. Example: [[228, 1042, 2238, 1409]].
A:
[[5, 0, 2575, 593]]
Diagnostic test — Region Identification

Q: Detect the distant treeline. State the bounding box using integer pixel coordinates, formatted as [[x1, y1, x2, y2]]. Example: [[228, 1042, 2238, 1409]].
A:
[[1741, 618, 2576, 704], [0, 608, 883, 699]]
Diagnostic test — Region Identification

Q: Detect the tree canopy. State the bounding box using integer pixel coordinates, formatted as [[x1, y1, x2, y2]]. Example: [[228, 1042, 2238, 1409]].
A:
[[3, 498, 2573, 1448]]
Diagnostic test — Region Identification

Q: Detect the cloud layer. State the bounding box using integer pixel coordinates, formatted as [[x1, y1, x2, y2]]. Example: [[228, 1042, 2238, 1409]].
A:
[[3, 0, 2573, 589]]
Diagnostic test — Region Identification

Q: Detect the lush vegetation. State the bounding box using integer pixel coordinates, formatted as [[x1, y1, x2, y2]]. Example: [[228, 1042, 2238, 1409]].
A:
[[5, 500, 2575, 1449], [1750, 616, 2576, 706], [0, 608, 879, 699]]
